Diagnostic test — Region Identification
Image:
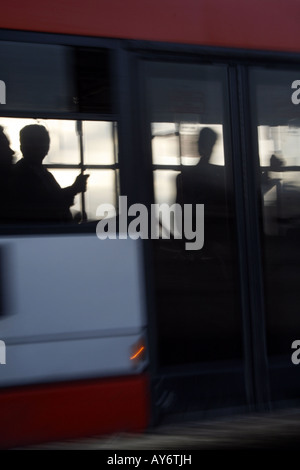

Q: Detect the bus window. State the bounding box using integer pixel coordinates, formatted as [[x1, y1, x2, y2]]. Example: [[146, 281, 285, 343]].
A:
[[0, 117, 118, 224], [250, 67, 300, 402], [0, 42, 118, 226]]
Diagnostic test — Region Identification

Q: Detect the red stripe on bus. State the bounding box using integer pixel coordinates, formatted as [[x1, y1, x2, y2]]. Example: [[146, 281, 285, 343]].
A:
[[1, 0, 300, 52], [0, 374, 150, 449]]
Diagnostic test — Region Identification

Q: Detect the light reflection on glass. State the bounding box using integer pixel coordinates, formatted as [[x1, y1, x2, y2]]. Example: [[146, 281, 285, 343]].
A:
[[49, 169, 81, 216], [258, 124, 300, 236], [151, 122, 225, 167], [151, 122, 180, 165], [83, 121, 116, 165], [83, 170, 117, 220], [153, 170, 180, 236]]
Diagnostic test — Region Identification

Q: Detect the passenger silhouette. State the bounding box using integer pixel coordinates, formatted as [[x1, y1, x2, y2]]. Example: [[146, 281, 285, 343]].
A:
[[0, 126, 15, 222], [13, 124, 88, 223], [176, 127, 227, 249], [261, 153, 285, 193]]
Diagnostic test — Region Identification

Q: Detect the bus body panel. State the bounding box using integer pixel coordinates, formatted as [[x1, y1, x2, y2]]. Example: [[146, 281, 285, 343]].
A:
[[1, 0, 300, 53]]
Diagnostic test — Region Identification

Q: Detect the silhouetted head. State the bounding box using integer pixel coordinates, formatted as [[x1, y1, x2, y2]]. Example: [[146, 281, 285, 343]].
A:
[[20, 124, 50, 165], [198, 127, 217, 162], [0, 126, 14, 168]]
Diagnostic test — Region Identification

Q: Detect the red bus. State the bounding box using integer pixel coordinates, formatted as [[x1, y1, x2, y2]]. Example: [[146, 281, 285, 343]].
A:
[[1, 0, 300, 449]]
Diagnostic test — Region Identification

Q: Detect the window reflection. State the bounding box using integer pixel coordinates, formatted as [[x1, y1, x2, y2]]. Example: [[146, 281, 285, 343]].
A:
[[153, 170, 180, 236], [44, 121, 80, 165], [84, 170, 117, 220], [151, 123, 180, 165], [49, 169, 81, 218], [82, 121, 117, 165], [258, 123, 300, 236], [151, 122, 225, 167]]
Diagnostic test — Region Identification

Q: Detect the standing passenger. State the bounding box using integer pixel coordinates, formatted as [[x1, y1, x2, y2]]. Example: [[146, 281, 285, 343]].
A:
[[13, 124, 88, 223], [0, 126, 15, 222], [176, 127, 226, 250]]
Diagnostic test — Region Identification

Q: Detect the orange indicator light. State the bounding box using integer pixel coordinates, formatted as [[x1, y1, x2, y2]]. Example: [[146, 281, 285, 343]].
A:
[[130, 346, 145, 360]]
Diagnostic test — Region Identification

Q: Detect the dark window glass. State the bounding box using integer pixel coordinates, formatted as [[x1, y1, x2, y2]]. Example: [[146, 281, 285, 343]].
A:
[[144, 62, 243, 368], [75, 47, 112, 114], [250, 67, 300, 402], [0, 42, 112, 114], [0, 42, 75, 112]]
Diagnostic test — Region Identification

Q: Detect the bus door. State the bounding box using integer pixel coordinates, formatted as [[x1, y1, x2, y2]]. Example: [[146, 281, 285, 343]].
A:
[[249, 67, 300, 407], [139, 59, 248, 422]]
